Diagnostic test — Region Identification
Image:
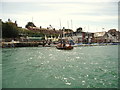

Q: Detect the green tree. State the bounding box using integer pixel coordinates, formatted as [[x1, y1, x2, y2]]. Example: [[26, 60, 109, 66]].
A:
[[76, 27, 83, 32], [2, 22, 19, 38], [25, 22, 36, 28]]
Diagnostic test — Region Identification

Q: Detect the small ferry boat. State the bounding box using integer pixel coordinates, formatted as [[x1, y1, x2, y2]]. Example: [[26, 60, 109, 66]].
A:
[[56, 44, 73, 50]]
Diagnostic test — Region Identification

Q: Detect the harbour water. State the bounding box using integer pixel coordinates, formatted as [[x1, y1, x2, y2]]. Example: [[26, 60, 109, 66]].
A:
[[2, 45, 118, 88]]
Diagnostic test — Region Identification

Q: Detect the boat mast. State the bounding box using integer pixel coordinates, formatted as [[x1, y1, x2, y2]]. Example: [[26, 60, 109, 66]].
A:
[[67, 20, 69, 29], [59, 19, 61, 30], [59, 19, 63, 39], [32, 17, 33, 23], [71, 19, 73, 39], [32, 17, 33, 29], [71, 20, 73, 29]]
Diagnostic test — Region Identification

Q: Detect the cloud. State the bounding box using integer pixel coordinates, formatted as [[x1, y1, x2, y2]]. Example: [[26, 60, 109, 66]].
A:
[[2, 0, 120, 2], [1, 1, 118, 32]]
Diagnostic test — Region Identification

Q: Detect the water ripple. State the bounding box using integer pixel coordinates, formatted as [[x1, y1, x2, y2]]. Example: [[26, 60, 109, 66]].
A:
[[2, 46, 118, 88]]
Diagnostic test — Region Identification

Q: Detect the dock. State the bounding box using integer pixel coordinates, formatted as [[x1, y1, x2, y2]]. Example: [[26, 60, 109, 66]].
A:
[[1, 41, 44, 48]]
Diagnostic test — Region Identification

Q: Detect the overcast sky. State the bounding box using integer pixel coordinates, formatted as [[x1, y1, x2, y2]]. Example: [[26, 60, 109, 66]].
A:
[[1, 0, 119, 32]]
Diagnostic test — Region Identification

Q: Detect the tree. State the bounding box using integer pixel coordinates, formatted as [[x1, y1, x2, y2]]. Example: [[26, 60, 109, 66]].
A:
[[2, 22, 19, 38], [25, 22, 36, 28], [76, 27, 83, 32]]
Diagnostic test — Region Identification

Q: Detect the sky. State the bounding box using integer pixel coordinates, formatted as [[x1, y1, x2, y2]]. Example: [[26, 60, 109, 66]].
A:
[[1, 0, 119, 32]]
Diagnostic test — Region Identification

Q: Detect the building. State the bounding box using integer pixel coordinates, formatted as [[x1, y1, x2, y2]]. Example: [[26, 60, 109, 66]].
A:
[[94, 29, 120, 43], [64, 27, 94, 44], [107, 29, 120, 42], [27, 26, 63, 36]]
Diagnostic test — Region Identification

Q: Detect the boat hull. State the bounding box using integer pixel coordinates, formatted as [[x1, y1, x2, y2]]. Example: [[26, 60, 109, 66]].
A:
[[56, 46, 73, 50]]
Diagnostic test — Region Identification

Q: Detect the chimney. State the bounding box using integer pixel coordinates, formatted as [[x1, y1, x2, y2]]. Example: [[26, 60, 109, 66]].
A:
[[8, 19, 11, 22], [15, 21, 17, 24], [15, 21, 17, 26]]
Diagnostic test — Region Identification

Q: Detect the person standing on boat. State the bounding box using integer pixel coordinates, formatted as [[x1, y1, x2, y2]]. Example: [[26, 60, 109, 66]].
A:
[[62, 40, 66, 48]]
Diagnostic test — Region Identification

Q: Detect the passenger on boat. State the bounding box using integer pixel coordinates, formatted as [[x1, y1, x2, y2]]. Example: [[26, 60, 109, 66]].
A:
[[66, 43, 69, 47], [66, 43, 72, 48], [63, 43, 66, 48], [57, 43, 66, 48]]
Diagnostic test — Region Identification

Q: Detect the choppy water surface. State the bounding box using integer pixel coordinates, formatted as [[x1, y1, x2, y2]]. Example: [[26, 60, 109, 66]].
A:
[[2, 45, 118, 88]]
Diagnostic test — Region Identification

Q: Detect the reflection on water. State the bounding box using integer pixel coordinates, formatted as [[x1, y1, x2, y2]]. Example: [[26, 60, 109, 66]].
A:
[[2, 45, 118, 88]]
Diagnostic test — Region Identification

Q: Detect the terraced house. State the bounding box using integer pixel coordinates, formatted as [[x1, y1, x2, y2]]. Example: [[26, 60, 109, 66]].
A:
[[94, 29, 120, 43]]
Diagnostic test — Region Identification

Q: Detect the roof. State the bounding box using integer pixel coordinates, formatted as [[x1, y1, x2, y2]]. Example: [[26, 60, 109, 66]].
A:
[[94, 32, 106, 37]]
